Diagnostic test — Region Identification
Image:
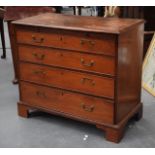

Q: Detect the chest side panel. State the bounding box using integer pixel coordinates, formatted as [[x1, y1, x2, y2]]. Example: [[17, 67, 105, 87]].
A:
[[116, 24, 144, 123]]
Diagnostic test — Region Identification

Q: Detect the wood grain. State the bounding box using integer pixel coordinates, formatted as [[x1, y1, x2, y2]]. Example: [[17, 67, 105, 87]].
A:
[[19, 62, 115, 99], [18, 45, 115, 76], [20, 81, 114, 124], [16, 27, 116, 56], [13, 13, 144, 34]]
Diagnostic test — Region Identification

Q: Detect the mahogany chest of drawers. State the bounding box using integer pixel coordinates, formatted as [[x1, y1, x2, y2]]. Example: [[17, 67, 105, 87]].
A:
[[13, 13, 144, 143]]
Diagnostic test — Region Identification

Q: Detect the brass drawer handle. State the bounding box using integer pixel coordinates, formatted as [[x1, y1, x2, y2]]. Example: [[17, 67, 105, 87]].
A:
[[36, 91, 47, 98], [80, 39, 95, 46], [81, 103, 95, 112], [32, 53, 45, 60], [89, 41, 95, 46], [81, 77, 95, 86], [80, 58, 94, 67], [32, 35, 44, 43], [33, 70, 46, 76]]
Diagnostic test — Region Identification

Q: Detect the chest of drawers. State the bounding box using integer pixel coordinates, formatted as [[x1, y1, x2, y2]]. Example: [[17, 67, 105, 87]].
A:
[[13, 13, 144, 143]]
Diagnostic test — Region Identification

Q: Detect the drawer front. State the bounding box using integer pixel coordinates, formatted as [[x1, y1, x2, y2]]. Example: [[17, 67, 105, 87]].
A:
[[16, 28, 116, 56], [18, 45, 115, 76], [16, 28, 61, 48], [19, 63, 114, 99], [20, 82, 114, 124], [59, 31, 116, 56]]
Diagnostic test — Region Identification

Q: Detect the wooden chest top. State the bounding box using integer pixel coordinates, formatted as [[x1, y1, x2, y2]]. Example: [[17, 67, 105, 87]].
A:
[[13, 13, 144, 34]]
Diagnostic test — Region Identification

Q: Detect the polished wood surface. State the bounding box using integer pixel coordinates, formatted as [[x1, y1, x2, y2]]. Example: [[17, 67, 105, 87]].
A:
[[7, 22, 18, 83], [13, 13, 144, 143], [116, 24, 144, 123], [20, 81, 114, 124], [19, 62, 114, 99], [16, 27, 116, 56], [119, 6, 155, 57], [18, 45, 115, 76], [4, 7, 55, 84], [13, 13, 144, 34], [4, 6, 55, 21]]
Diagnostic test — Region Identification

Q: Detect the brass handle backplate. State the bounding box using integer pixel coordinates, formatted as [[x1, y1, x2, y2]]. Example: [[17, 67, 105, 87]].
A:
[[36, 91, 47, 99], [80, 58, 94, 67], [81, 103, 95, 112], [81, 77, 95, 86], [33, 53, 45, 60], [32, 35, 44, 43], [80, 39, 95, 46], [33, 70, 46, 76]]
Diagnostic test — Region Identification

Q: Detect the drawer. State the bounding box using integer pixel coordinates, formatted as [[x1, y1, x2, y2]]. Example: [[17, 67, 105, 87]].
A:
[[16, 28, 116, 56], [59, 30, 116, 56], [16, 28, 61, 48], [20, 81, 114, 124], [19, 63, 114, 99], [18, 45, 115, 76]]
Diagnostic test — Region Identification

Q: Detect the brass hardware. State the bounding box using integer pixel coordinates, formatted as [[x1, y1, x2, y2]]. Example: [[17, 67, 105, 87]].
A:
[[33, 70, 46, 76], [36, 91, 47, 98], [32, 35, 44, 43], [81, 77, 95, 86], [80, 40, 84, 45], [89, 41, 95, 46], [32, 53, 45, 60], [81, 103, 94, 112], [80, 58, 94, 67], [80, 39, 95, 46]]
